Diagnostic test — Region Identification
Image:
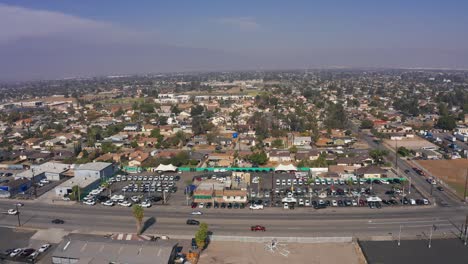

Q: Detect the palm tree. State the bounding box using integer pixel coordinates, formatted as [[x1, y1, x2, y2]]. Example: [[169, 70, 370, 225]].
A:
[[102, 182, 111, 197], [132, 205, 144, 234]]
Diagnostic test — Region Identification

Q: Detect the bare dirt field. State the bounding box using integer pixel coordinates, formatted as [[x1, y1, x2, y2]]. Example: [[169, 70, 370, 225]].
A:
[[384, 138, 437, 151], [198, 241, 365, 264], [417, 159, 468, 197]]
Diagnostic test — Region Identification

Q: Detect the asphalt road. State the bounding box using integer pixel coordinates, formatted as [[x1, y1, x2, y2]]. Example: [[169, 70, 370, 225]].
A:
[[1, 200, 467, 239]]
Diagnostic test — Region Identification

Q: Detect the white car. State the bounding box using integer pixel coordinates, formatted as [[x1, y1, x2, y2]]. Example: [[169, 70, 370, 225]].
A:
[[305, 200, 311, 206], [102, 200, 114, 206], [7, 209, 18, 215], [62, 196, 71, 201], [332, 200, 338, 207], [40, 179, 50, 184], [28, 251, 40, 260], [38, 244, 51, 253], [131, 196, 140, 203], [191, 211, 203, 215], [118, 201, 132, 207], [83, 200, 96, 206], [198, 202, 204, 208], [249, 204, 264, 210], [10, 248, 22, 257], [111, 194, 125, 201], [298, 199, 304, 206], [141, 201, 152, 208]]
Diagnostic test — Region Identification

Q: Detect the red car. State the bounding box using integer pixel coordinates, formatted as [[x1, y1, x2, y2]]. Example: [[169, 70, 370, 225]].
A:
[[251, 225, 266, 232], [191, 202, 198, 208]]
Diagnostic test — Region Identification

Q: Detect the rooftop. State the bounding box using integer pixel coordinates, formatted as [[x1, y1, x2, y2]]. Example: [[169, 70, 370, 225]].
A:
[[75, 162, 112, 171], [52, 234, 177, 264]]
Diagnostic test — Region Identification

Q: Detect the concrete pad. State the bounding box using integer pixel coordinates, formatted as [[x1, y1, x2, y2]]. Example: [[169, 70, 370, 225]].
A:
[[30, 228, 69, 243], [199, 241, 363, 264]]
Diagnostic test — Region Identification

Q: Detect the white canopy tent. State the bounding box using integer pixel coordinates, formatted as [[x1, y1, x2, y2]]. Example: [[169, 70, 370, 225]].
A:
[[275, 164, 297, 172], [155, 164, 178, 172]]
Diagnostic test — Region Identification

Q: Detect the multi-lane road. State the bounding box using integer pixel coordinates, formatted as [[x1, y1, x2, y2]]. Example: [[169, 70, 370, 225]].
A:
[[1, 200, 467, 239], [351, 120, 462, 207]]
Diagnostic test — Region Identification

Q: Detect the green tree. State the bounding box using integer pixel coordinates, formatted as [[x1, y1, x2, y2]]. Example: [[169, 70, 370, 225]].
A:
[[369, 149, 389, 164], [289, 145, 298, 154], [195, 222, 209, 250], [271, 139, 284, 149], [436, 115, 456, 130], [132, 204, 144, 235], [248, 152, 268, 165], [397, 147, 411, 157], [360, 119, 374, 129], [70, 185, 81, 201], [190, 105, 205, 116]]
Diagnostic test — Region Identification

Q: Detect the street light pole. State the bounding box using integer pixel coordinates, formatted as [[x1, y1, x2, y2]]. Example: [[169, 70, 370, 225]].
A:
[[398, 225, 402, 246], [408, 177, 411, 195], [428, 225, 433, 248], [15, 204, 21, 227]]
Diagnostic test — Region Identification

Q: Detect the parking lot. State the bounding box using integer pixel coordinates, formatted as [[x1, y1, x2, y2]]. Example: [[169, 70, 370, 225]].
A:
[[0, 227, 53, 263], [249, 172, 429, 209], [79, 172, 187, 208], [174, 171, 431, 211]]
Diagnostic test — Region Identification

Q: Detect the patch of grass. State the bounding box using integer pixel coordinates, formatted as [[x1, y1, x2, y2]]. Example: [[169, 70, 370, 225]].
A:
[[446, 181, 465, 199], [98, 97, 145, 105]]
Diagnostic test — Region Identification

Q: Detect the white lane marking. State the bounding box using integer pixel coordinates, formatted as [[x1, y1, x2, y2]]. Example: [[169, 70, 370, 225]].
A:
[[368, 219, 448, 225], [368, 223, 452, 229]]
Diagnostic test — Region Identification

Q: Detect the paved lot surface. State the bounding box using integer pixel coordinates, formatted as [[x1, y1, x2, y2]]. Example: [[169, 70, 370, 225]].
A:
[[0, 227, 37, 262], [360, 238, 468, 264], [199, 241, 364, 264], [383, 138, 437, 151]]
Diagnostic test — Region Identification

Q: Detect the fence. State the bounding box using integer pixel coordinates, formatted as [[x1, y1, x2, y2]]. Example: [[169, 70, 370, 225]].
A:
[[209, 235, 352, 244]]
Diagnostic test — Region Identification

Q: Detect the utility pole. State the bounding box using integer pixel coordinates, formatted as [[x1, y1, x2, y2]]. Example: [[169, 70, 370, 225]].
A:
[[395, 140, 398, 173], [464, 169, 468, 203]]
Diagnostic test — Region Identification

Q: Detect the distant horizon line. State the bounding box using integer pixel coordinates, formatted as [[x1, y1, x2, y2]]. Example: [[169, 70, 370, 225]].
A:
[[2, 65, 468, 84]]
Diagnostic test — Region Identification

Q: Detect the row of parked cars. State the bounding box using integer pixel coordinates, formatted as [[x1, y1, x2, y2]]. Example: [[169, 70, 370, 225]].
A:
[[2, 244, 50, 261], [191, 202, 246, 209], [114, 174, 180, 182], [121, 181, 177, 193], [275, 178, 402, 187], [83, 194, 157, 208]]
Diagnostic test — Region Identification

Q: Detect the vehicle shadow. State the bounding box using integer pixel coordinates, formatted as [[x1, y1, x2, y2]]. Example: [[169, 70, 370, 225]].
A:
[[141, 216, 156, 234]]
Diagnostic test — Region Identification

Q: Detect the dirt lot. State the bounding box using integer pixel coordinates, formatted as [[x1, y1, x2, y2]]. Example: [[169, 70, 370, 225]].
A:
[[417, 159, 468, 197], [198, 241, 364, 264], [383, 138, 437, 151]]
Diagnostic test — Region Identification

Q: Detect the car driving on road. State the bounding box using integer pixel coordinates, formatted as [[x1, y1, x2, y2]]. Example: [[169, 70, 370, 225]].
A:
[[186, 219, 200, 225], [51, 219, 65, 224], [7, 209, 18, 215], [251, 225, 266, 231]]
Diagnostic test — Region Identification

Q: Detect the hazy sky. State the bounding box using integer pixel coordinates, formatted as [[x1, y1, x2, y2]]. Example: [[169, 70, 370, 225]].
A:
[[1, 0, 468, 80]]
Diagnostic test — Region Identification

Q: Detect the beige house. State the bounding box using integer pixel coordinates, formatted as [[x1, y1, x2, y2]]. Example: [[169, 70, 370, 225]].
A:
[[222, 190, 248, 203], [356, 165, 387, 179]]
